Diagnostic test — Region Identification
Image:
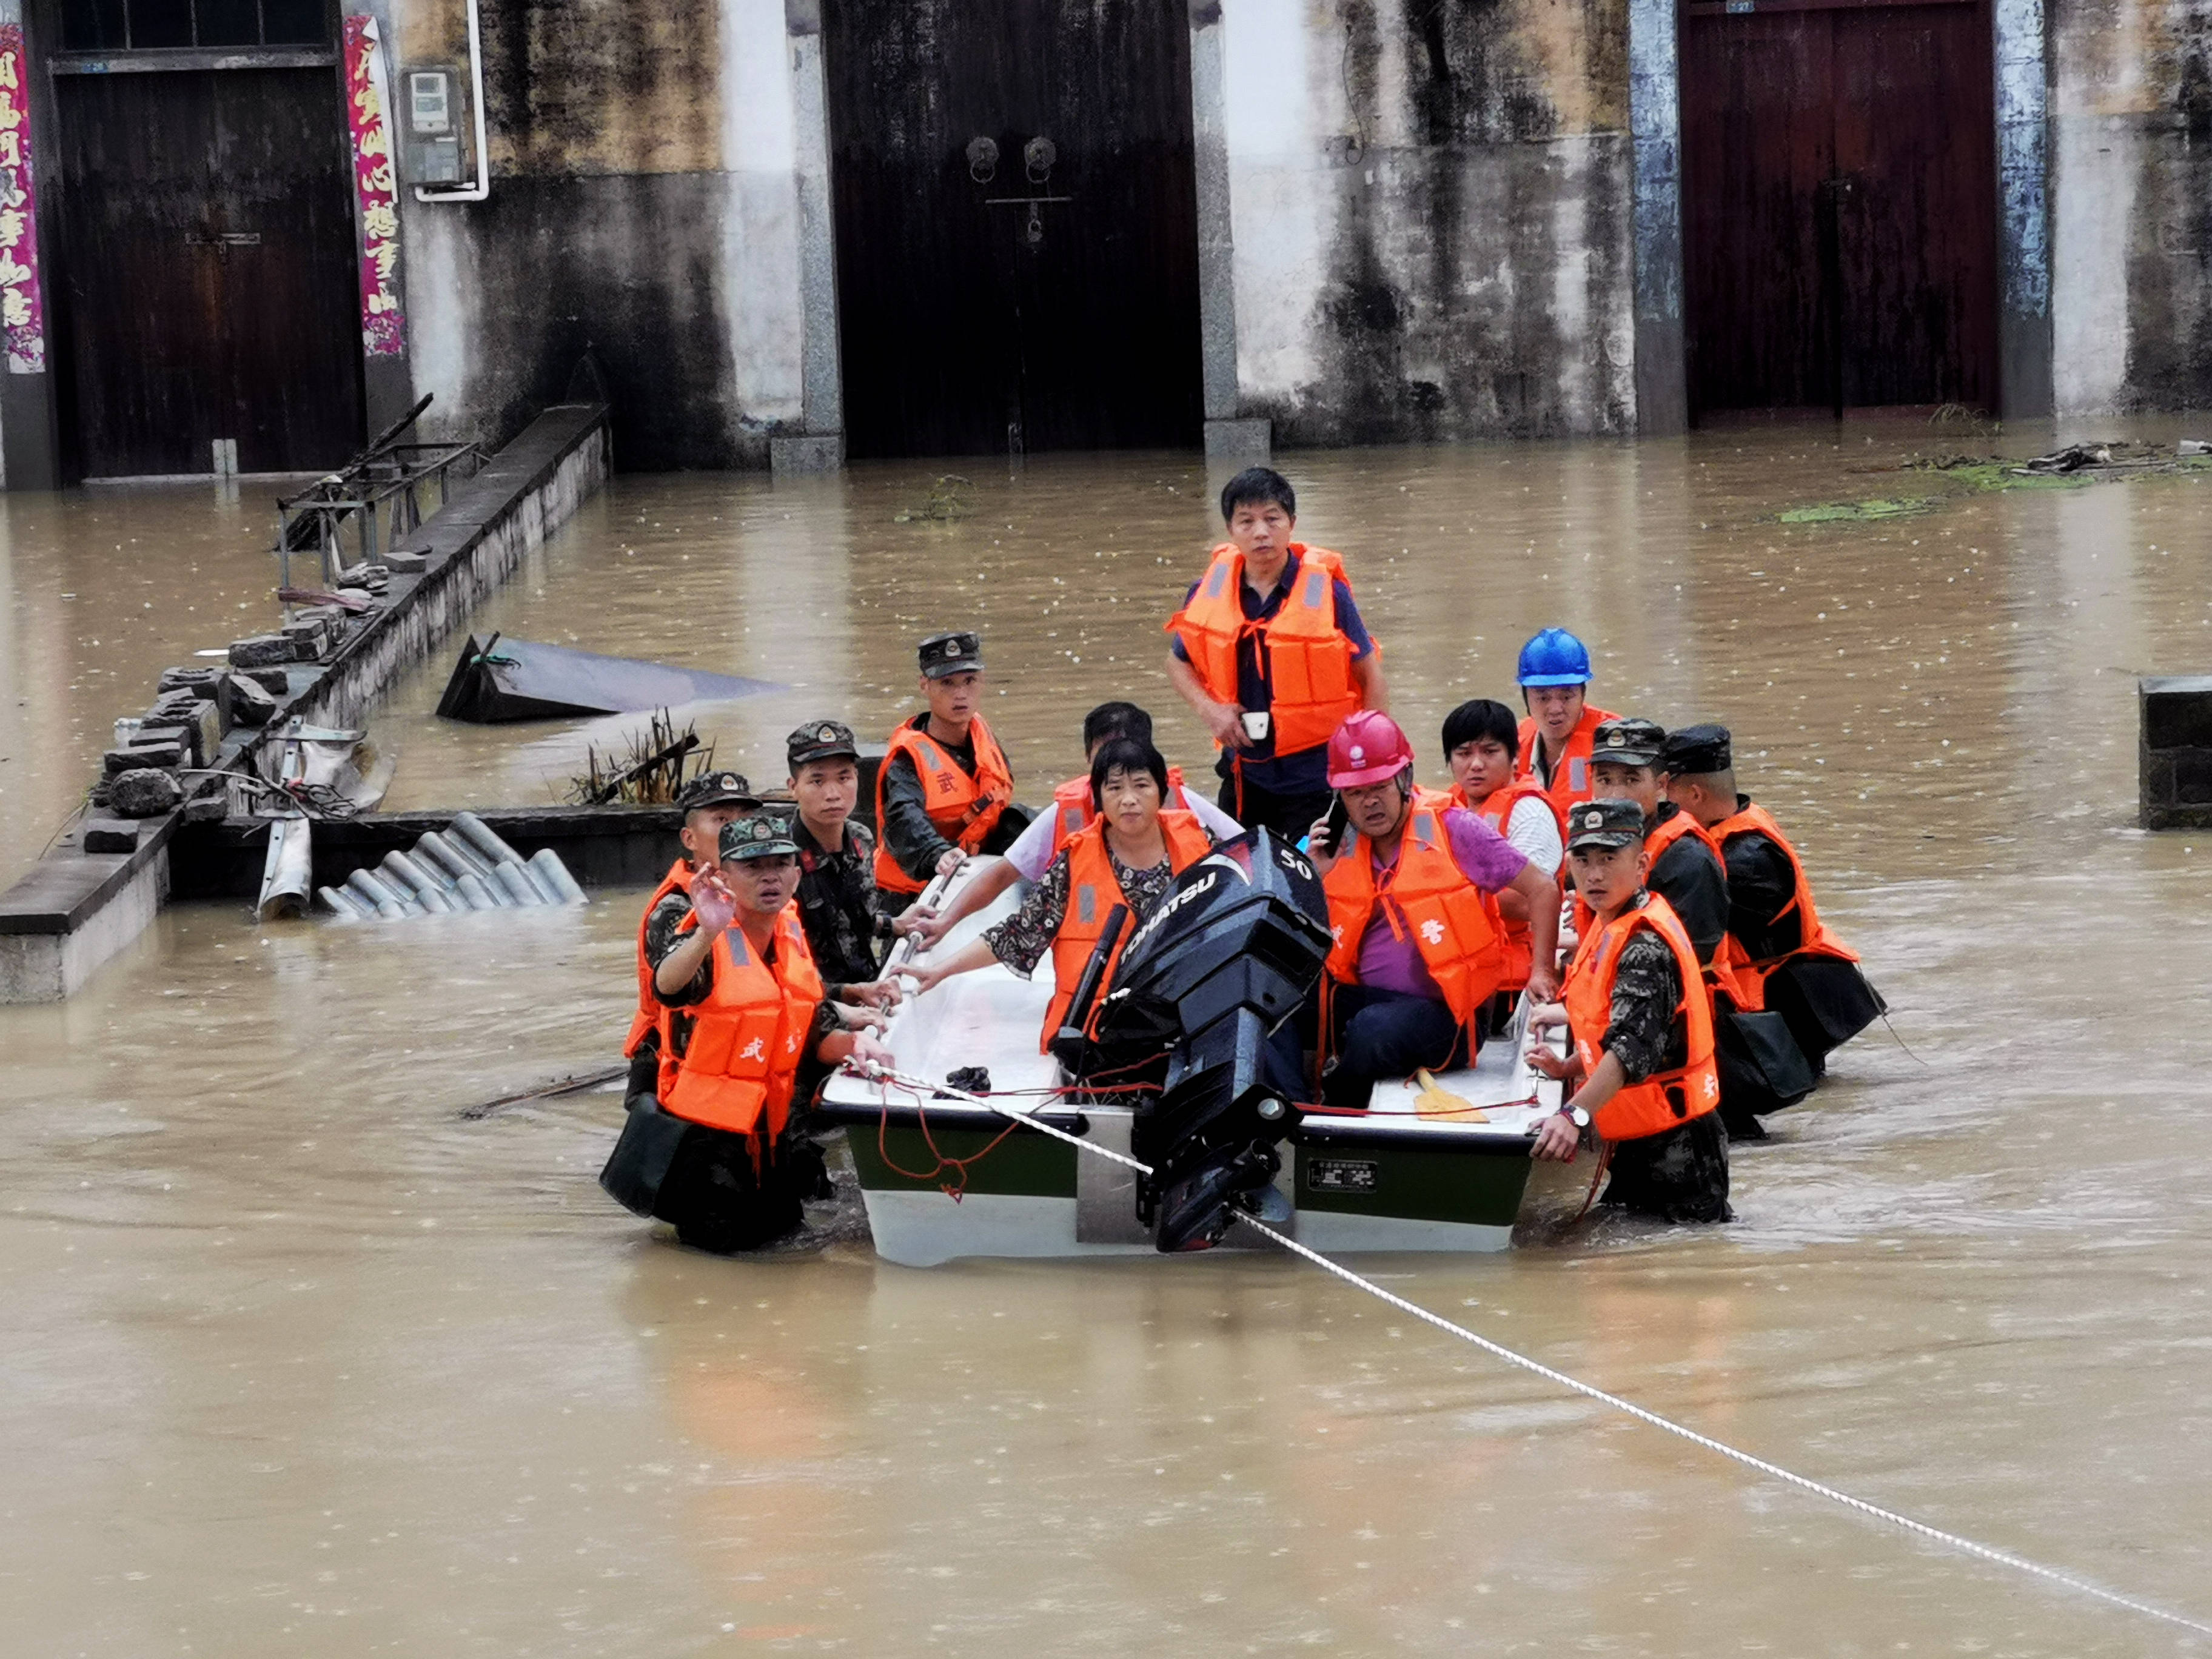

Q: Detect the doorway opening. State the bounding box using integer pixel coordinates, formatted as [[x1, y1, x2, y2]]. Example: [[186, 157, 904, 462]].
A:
[[49, 0, 364, 479], [1680, 0, 1999, 420], [821, 0, 1204, 460]]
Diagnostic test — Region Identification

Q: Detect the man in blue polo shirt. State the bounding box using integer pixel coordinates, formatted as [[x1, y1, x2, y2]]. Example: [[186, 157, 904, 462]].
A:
[[1164, 467, 1386, 841]]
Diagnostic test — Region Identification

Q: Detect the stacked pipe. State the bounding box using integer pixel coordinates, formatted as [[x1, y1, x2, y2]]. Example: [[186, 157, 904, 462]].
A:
[[318, 811, 589, 920]]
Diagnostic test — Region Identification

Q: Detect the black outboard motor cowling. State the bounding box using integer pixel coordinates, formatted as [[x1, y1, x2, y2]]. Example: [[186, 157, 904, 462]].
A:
[[1073, 831, 1332, 1252]]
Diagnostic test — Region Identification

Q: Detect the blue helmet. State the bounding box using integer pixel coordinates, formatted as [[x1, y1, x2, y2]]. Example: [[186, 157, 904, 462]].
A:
[[1516, 628, 1593, 686]]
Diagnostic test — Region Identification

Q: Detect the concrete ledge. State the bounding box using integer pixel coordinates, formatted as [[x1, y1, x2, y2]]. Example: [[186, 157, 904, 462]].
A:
[[0, 403, 612, 1001], [770, 433, 845, 476], [1204, 418, 1271, 461]]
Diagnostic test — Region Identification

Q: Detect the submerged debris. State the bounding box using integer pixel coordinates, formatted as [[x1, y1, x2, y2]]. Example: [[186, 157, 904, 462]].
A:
[[437, 632, 777, 723], [569, 711, 713, 806], [893, 474, 974, 523], [1777, 438, 2212, 526]]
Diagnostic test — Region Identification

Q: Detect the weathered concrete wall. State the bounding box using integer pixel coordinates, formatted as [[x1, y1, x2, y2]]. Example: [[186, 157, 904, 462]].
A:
[[2052, 0, 2212, 412], [392, 0, 817, 467], [1217, 0, 1637, 443]]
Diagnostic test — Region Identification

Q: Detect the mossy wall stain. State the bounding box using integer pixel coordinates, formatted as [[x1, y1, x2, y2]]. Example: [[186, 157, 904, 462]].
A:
[[1269, 0, 1634, 444]]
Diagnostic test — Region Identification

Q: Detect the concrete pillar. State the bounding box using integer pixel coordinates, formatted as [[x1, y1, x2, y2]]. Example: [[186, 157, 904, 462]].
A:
[[1994, 0, 2054, 420], [2139, 677, 2212, 831], [1188, 1, 1267, 462], [1627, 0, 1686, 437], [774, 0, 845, 475]]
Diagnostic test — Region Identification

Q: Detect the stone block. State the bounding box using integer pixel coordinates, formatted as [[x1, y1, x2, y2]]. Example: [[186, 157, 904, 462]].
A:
[[221, 672, 280, 728], [181, 793, 229, 824], [384, 548, 427, 574], [139, 701, 221, 766], [281, 618, 330, 661], [82, 819, 142, 853], [230, 634, 294, 669], [770, 433, 845, 476], [2142, 678, 2212, 752], [108, 769, 182, 818], [156, 666, 221, 699], [104, 740, 184, 776], [239, 666, 291, 696]]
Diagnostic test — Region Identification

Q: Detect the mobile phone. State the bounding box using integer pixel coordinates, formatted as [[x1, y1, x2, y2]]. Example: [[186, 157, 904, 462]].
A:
[[1315, 794, 1350, 856]]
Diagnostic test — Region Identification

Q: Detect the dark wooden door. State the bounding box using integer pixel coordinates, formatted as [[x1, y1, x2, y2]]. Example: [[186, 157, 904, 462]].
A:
[[1681, 0, 1997, 417], [823, 0, 1204, 458], [54, 68, 364, 477]]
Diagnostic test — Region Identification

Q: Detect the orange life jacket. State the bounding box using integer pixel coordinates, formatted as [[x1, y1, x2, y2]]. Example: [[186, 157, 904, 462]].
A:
[[1515, 703, 1619, 814], [1165, 543, 1364, 759], [872, 714, 1015, 896], [1563, 891, 1721, 1143], [1461, 779, 1561, 995], [1322, 803, 1504, 1025], [655, 905, 824, 1145], [1042, 811, 1214, 1050], [1708, 799, 1859, 1012], [625, 856, 695, 1058], [1643, 808, 1754, 1010], [1047, 765, 1191, 858]]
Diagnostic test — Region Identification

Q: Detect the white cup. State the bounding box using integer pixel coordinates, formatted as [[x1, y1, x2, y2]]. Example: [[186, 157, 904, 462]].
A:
[[1240, 711, 1272, 743]]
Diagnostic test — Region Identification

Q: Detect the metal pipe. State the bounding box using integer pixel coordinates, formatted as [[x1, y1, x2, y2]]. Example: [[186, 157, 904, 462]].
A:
[[450, 810, 528, 870], [490, 861, 543, 907], [318, 885, 369, 921], [381, 850, 455, 914], [344, 868, 411, 919], [416, 830, 493, 883], [413, 0, 491, 204], [452, 870, 501, 911], [528, 848, 588, 905]]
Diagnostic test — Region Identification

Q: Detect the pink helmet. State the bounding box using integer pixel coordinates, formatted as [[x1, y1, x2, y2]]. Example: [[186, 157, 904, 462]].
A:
[[1326, 711, 1415, 789]]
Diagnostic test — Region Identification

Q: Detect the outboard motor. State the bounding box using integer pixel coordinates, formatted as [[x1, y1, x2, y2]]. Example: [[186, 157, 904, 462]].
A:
[[1064, 830, 1332, 1252]]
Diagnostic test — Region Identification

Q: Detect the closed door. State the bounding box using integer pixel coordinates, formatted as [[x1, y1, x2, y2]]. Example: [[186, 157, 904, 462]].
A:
[[1681, 0, 1999, 417], [822, 0, 1204, 458], [54, 67, 364, 477]]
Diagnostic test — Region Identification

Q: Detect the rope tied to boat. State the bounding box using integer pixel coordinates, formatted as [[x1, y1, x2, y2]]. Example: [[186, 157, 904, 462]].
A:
[[846, 1060, 2212, 1641]]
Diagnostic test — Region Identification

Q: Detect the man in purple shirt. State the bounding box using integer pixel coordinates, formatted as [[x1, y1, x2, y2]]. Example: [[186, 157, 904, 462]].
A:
[[1307, 712, 1561, 1110]]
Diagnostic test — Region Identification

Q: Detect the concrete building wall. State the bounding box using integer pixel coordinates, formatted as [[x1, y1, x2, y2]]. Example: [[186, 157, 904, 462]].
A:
[[2051, 0, 2212, 414], [391, 0, 818, 468], [1215, 0, 1638, 444]]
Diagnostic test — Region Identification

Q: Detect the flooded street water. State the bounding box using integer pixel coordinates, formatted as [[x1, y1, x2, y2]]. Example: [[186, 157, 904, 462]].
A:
[[7, 425, 2212, 1655]]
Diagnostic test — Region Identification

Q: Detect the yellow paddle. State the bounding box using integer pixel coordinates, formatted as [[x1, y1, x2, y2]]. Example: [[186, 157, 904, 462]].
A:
[[1413, 1068, 1486, 1121]]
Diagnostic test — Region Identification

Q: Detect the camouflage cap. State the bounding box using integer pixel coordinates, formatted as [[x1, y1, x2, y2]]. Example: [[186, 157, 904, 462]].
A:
[[919, 630, 984, 679], [1590, 717, 1667, 771], [719, 808, 801, 862], [787, 719, 860, 770], [675, 769, 757, 813], [1565, 796, 1648, 853], [1661, 723, 1732, 776]]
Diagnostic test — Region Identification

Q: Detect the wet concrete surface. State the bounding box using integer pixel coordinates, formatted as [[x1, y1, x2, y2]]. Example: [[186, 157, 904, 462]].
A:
[[6, 421, 2212, 1653]]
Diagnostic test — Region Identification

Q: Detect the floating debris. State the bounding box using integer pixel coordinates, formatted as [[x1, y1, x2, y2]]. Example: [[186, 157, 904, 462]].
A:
[[569, 710, 712, 806], [893, 474, 974, 523]]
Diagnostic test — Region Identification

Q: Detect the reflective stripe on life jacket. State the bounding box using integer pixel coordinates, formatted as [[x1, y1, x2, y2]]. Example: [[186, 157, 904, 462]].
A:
[[1042, 810, 1213, 1050], [1322, 803, 1504, 1026], [1514, 703, 1618, 814], [1564, 891, 1720, 1143], [655, 905, 824, 1145], [1461, 779, 1562, 996], [1165, 543, 1364, 759], [872, 714, 1015, 896], [1708, 798, 1859, 1011], [626, 857, 695, 1059], [1047, 765, 1191, 859]]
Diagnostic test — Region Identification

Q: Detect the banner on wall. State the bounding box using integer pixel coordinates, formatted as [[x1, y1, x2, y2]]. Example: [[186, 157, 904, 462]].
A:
[[0, 24, 47, 376], [343, 14, 406, 358]]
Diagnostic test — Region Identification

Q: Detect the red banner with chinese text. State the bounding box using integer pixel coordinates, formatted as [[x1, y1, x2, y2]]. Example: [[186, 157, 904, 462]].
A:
[[343, 13, 405, 358], [0, 24, 47, 375]]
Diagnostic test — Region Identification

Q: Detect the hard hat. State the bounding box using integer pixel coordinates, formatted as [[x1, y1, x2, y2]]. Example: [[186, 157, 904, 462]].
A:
[[1327, 711, 1415, 789], [1516, 627, 1594, 686]]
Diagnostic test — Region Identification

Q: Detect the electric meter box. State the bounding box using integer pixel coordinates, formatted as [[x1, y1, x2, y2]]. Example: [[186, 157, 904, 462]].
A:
[[399, 65, 466, 187]]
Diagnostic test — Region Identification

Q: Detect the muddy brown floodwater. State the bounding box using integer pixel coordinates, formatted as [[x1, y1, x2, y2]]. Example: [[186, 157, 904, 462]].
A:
[[7, 424, 2212, 1655]]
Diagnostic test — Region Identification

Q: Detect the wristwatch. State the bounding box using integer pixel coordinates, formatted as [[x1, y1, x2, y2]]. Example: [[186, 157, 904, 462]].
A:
[[1554, 1104, 1590, 1130]]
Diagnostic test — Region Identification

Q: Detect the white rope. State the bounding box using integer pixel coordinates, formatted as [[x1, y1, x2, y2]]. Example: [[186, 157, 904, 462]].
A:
[[857, 1064, 2212, 1638]]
